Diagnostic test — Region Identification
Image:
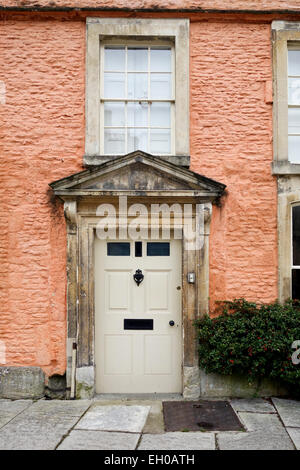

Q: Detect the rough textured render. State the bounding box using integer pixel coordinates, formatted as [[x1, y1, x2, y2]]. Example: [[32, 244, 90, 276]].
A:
[[0, 19, 85, 377], [190, 20, 277, 307]]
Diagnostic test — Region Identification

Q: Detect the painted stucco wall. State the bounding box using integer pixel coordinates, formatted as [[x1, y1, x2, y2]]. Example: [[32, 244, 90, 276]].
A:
[[0, 19, 85, 376], [0, 12, 277, 376], [189, 21, 277, 306]]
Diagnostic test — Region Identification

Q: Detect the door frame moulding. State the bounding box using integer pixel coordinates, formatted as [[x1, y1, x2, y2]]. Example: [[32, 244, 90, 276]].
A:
[[50, 152, 226, 398], [63, 202, 213, 398]]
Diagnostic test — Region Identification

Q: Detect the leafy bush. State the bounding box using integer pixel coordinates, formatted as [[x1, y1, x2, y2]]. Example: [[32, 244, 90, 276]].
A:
[[195, 299, 300, 391]]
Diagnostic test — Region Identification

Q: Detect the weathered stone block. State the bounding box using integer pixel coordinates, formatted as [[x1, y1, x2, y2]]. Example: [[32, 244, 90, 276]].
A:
[[199, 370, 288, 398], [45, 373, 66, 399], [0, 367, 45, 399], [183, 366, 200, 399], [76, 366, 94, 399]]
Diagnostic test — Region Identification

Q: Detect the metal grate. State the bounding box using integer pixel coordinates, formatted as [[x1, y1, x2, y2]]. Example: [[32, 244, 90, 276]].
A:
[[163, 400, 244, 432]]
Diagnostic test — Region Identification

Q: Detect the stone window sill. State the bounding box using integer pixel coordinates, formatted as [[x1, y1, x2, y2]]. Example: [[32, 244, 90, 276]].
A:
[[84, 154, 190, 168], [272, 161, 300, 175]]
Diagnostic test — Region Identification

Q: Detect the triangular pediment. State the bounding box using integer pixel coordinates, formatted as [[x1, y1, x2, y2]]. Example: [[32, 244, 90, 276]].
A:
[[50, 151, 225, 199]]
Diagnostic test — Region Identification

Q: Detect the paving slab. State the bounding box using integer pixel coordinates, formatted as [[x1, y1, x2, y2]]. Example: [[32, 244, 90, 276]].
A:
[[138, 432, 215, 450], [217, 412, 294, 450], [76, 405, 150, 433], [230, 398, 275, 414], [0, 414, 80, 450], [0, 400, 33, 412], [217, 431, 291, 450], [0, 401, 89, 450], [93, 400, 165, 434], [28, 399, 91, 417], [238, 411, 291, 433], [0, 400, 33, 429], [272, 398, 300, 428], [58, 430, 140, 450], [286, 427, 300, 450]]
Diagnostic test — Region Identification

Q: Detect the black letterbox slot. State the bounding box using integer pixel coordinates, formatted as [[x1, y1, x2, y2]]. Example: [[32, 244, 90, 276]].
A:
[[124, 319, 153, 330]]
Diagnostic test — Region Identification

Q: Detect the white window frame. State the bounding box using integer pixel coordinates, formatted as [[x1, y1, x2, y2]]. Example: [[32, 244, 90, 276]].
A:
[[287, 44, 300, 164], [278, 184, 300, 303], [100, 39, 176, 155], [291, 203, 300, 299], [85, 18, 189, 163], [272, 21, 300, 174]]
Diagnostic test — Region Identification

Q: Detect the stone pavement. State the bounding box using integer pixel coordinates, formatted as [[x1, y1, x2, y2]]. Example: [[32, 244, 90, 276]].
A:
[[0, 396, 299, 450]]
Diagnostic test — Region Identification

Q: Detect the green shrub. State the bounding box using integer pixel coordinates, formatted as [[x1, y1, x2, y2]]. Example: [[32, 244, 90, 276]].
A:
[[195, 299, 300, 392]]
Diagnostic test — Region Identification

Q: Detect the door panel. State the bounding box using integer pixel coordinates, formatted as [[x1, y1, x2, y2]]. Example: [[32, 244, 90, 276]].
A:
[[104, 335, 133, 375], [146, 271, 170, 311], [95, 238, 182, 393], [105, 271, 130, 311], [144, 335, 172, 375]]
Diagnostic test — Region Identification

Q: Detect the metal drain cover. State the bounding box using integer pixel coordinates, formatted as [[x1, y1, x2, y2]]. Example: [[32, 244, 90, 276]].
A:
[[163, 400, 244, 432]]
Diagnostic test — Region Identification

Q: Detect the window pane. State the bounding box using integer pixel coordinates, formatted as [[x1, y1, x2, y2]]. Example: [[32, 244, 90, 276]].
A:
[[288, 108, 300, 134], [150, 48, 171, 72], [128, 48, 148, 72], [288, 78, 300, 105], [150, 129, 171, 154], [288, 50, 300, 76], [104, 73, 125, 99], [104, 128, 125, 154], [292, 269, 300, 300], [150, 74, 171, 99], [293, 205, 300, 266], [127, 128, 148, 153], [104, 102, 125, 127], [147, 242, 170, 256], [104, 47, 125, 71], [107, 242, 130, 256], [127, 102, 148, 127], [150, 102, 171, 127], [127, 73, 148, 100], [288, 135, 300, 163]]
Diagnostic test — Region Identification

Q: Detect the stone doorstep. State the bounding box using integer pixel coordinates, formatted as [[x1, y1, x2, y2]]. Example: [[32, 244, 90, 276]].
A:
[[75, 405, 151, 433]]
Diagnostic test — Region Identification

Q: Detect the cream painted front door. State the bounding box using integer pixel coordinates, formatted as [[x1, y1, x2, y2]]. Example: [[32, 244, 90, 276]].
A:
[[95, 239, 182, 393]]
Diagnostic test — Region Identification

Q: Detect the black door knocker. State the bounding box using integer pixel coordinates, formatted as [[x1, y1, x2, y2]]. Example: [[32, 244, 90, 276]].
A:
[[133, 269, 144, 286]]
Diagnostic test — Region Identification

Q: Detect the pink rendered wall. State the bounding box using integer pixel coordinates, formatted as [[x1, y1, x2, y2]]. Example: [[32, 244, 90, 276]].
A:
[[189, 20, 277, 306], [0, 13, 277, 376], [0, 19, 85, 376]]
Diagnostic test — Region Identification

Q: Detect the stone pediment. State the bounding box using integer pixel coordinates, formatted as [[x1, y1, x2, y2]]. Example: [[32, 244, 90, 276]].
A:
[[50, 151, 226, 200]]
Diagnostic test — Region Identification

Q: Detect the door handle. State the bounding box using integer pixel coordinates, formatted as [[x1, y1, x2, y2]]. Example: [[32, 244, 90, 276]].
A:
[[169, 320, 175, 326]]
